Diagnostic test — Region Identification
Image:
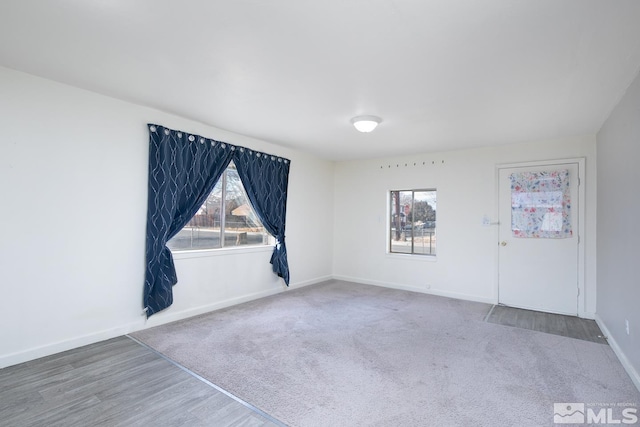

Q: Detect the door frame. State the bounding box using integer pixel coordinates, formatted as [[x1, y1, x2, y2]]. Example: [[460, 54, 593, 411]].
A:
[[495, 157, 586, 317]]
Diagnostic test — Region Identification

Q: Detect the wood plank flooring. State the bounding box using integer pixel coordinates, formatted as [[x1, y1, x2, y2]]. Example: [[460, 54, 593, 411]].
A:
[[485, 305, 609, 344], [0, 337, 284, 427]]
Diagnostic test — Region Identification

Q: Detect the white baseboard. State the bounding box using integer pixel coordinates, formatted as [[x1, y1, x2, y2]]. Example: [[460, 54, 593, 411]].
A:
[[578, 311, 596, 320], [143, 287, 286, 328], [290, 275, 333, 289], [0, 322, 140, 369], [0, 275, 333, 369], [595, 314, 640, 393], [143, 275, 333, 328], [332, 275, 496, 305]]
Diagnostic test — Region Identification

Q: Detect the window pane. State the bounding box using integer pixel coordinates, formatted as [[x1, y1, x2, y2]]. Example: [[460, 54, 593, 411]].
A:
[[167, 162, 269, 251], [167, 179, 223, 251], [412, 190, 436, 255], [223, 163, 268, 247], [390, 191, 412, 254], [389, 189, 436, 255]]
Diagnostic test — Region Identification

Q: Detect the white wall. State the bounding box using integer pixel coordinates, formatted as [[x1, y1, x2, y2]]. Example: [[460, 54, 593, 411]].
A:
[[596, 70, 640, 390], [0, 66, 334, 368], [0, 62, 611, 374], [333, 137, 597, 314]]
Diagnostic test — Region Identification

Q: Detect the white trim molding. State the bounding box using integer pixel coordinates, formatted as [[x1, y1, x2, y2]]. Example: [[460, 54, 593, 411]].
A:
[[332, 275, 495, 305], [595, 314, 640, 393]]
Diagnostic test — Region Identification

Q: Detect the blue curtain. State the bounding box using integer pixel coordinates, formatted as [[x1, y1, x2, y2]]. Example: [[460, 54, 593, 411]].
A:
[[234, 148, 291, 284], [144, 125, 233, 316], [144, 124, 291, 317]]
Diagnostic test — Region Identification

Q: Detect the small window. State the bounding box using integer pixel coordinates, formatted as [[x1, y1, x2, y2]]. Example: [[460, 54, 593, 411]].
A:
[[389, 189, 436, 255], [168, 161, 270, 251]]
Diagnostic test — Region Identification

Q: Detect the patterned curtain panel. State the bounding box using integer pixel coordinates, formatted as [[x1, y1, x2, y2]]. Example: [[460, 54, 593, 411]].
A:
[[234, 149, 291, 285], [144, 125, 233, 316], [510, 169, 572, 238], [144, 124, 292, 317]]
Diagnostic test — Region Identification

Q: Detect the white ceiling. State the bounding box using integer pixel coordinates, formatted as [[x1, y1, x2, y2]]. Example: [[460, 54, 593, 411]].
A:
[[1, 1, 640, 160]]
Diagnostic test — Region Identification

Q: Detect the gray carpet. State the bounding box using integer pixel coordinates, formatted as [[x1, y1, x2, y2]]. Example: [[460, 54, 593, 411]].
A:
[[131, 280, 639, 426]]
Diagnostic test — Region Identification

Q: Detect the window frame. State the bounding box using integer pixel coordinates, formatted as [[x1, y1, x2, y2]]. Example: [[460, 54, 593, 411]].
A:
[[388, 188, 437, 257]]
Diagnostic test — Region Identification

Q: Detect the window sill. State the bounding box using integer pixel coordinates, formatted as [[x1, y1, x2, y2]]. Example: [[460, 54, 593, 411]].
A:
[[171, 245, 275, 260], [386, 253, 437, 262]]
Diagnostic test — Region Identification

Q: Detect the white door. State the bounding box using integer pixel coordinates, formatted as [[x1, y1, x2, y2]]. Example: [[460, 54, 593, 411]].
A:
[[498, 162, 579, 315]]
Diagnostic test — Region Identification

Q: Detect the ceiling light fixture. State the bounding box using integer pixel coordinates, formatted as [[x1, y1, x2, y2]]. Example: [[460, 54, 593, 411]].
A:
[[351, 115, 382, 133]]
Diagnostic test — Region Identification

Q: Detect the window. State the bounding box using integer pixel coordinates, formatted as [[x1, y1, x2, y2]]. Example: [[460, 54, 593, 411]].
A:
[[389, 189, 436, 255], [168, 161, 270, 251]]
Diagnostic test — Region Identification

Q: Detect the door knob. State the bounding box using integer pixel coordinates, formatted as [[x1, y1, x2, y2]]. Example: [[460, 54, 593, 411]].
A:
[[500, 241, 507, 246]]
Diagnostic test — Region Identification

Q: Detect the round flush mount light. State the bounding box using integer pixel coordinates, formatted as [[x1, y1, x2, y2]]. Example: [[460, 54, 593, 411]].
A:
[[351, 115, 382, 133]]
